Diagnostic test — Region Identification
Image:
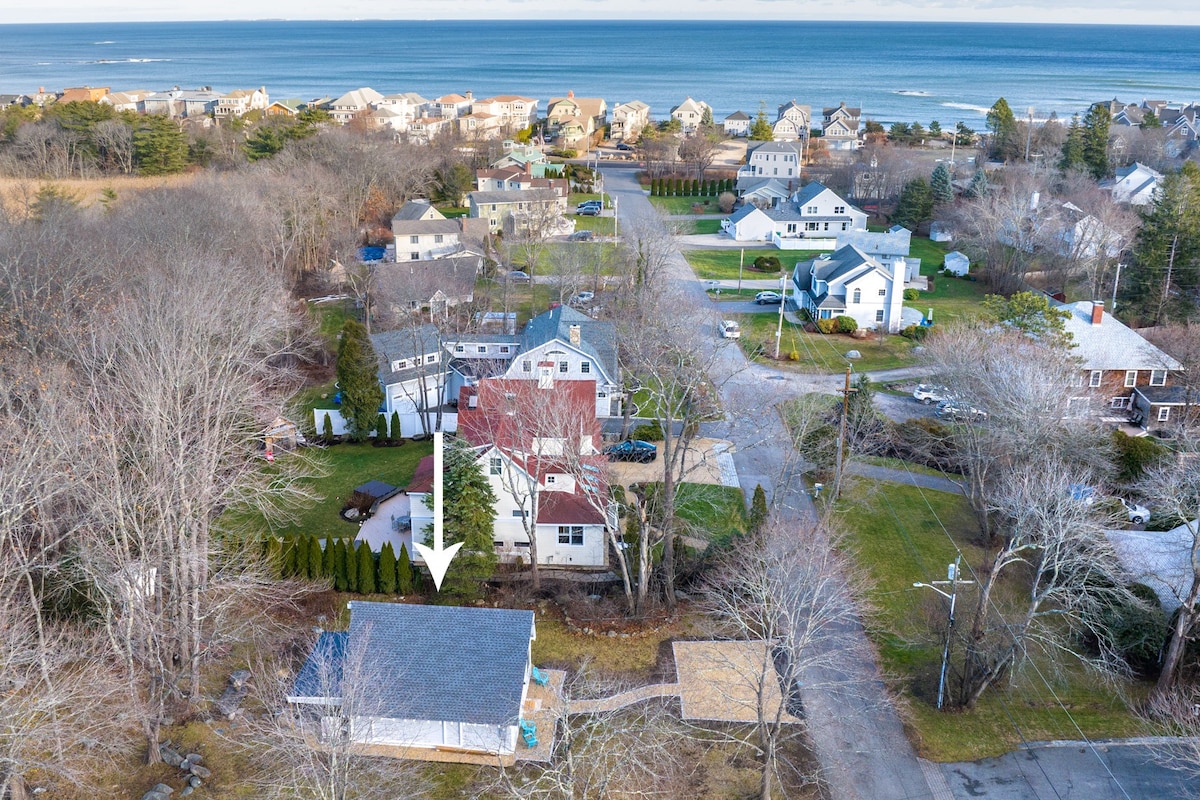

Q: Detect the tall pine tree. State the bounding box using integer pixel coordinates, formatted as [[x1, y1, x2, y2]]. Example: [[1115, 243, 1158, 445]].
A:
[[930, 163, 954, 207], [397, 543, 414, 595], [335, 319, 384, 442], [333, 539, 348, 591], [748, 484, 769, 534], [133, 114, 189, 175], [1127, 162, 1200, 325], [1059, 113, 1086, 173], [345, 541, 359, 592], [893, 178, 933, 231], [430, 437, 499, 601], [985, 98, 1019, 161], [357, 543, 376, 594], [307, 535, 323, 580], [1081, 103, 1112, 180], [322, 536, 335, 578], [749, 102, 773, 141]]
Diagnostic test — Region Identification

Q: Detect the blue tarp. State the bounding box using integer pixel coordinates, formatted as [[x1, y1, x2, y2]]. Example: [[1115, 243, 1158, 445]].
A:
[[359, 246, 386, 262]]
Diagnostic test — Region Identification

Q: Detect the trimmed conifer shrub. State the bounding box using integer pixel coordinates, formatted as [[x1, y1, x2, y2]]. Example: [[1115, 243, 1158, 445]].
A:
[[281, 537, 298, 577], [357, 542, 376, 594], [333, 539, 348, 591], [307, 535, 323, 579], [322, 536, 335, 577], [345, 541, 358, 593], [389, 411, 401, 442], [397, 543, 414, 595], [378, 542, 397, 594]]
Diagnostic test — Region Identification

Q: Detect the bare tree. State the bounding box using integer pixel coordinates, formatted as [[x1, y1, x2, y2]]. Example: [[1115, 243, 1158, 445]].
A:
[[237, 631, 432, 800], [678, 132, 717, 182], [490, 664, 691, 799], [702, 517, 868, 799], [1138, 446, 1200, 698]]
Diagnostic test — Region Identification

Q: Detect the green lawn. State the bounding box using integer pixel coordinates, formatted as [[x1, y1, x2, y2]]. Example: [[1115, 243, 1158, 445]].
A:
[[674, 483, 747, 547], [505, 241, 618, 276], [571, 215, 616, 235], [680, 218, 723, 235], [840, 480, 1148, 761], [734, 312, 918, 373], [706, 287, 763, 301], [684, 248, 818, 281], [908, 236, 991, 325], [262, 440, 434, 542], [648, 195, 727, 215]]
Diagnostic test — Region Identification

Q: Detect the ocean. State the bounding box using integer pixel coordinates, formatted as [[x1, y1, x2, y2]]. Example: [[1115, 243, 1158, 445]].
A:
[[1, 20, 1199, 125]]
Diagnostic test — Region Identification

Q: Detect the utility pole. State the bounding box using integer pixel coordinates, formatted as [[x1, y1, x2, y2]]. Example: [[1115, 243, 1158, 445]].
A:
[[773, 273, 788, 360], [1111, 261, 1124, 313], [832, 366, 856, 500], [1024, 106, 1034, 162], [914, 557, 974, 710]]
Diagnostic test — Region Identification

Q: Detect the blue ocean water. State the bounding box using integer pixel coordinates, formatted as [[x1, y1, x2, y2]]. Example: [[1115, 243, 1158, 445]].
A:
[[1, 20, 1198, 124]]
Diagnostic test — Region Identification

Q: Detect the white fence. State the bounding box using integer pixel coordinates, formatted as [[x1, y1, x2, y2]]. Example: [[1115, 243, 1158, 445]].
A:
[[771, 233, 839, 251], [312, 408, 457, 438]]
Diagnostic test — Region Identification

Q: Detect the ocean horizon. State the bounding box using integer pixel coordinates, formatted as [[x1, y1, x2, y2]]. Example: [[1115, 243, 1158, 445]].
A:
[[3, 20, 1199, 125]]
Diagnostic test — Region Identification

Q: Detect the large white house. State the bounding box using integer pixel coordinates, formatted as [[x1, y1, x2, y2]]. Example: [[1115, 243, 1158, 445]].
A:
[[1109, 162, 1162, 206], [792, 244, 905, 333], [722, 182, 868, 247]]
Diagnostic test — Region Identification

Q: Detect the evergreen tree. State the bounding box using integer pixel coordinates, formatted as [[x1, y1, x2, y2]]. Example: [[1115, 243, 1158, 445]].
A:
[[928, 120, 943, 138], [322, 535, 335, 577], [893, 178, 933, 231], [345, 541, 359, 592], [335, 319, 384, 442], [357, 542, 376, 594], [930, 163, 954, 206], [281, 537, 297, 577], [389, 411, 401, 442], [244, 125, 288, 162], [376, 413, 388, 441], [749, 102, 774, 141], [333, 539, 348, 591], [133, 114, 189, 175], [378, 542, 398, 594], [966, 168, 989, 199], [954, 121, 975, 147], [701, 105, 713, 128], [307, 535, 323, 579], [985, 98, 1019, 161], [322, 411, 334, 443], [1127, 162, 1200, 325], [1082, 103, 1113, 180], [1143, 110, 1161, 129], [430, 437, 499, 601], [265, 536, 284, 579], [748, 484, 769, 534], [294, 535, 310, 577], [1059, 113, 1086, 173], [888, 121, 911, 142], [397, 543, 414, 595]]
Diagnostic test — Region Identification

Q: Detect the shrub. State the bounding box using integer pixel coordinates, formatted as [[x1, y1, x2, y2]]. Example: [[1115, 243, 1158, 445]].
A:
[[332, 539, 348, 591], [900, 324, 929, 341], [1092, 583, 1170, 677], [356, 542, 376, 594], [345, 541, 358, 592], [628, 423, 662, 441], [835, 315, 858, 334], [322, 536, 335, 577], [718, 191, 736, 213], [307, 535, 323, 579], [815, 317, 838, 335], [378, 541, 397, 594], [1112, 429, 1169, 483], [752, 255, 782, 272], [321, 412, 334, 443], [903, 288, 920, 301], [396, 543, 414, 595], [389, 411, 401, 441]]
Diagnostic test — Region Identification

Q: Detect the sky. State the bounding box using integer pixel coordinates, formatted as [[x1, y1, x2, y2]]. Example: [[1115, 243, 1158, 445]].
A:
[[2, 0, 1199, 26]]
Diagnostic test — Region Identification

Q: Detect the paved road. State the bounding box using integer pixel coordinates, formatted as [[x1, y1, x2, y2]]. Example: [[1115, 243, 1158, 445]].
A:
[[603, 166, 938, 800]]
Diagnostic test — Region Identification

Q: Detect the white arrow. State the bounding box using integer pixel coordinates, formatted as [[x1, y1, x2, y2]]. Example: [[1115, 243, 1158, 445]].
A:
[[413, 431, 463, 591]]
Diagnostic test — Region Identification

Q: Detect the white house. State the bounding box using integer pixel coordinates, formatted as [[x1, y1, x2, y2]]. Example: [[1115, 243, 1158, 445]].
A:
[[737, 141, 803, 185], [1109, 162, 1163, 206], [390, 200, 487, 261], [822, 103, 862, 150], [722, 182, 867, 248], [772, 100, 811, 142], [433, 92, 474, 119], [470, 95, 538, 131], [944, 250, 971, 276], [670, 97, 712, 133], [836, 225, 919, 283], [373, 325, 454, 437], [738, 179, 792, 207], [723, 110, 751, 137], [792, 244, 905, 332], [610, 100, 650, 142], [721, 204, 776, 242], [326, 87, 384, 124], [214, 87, 268, 120], [288, 602, 535, 764]]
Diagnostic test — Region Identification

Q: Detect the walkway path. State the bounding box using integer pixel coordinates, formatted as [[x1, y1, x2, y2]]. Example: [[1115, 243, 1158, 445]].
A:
[[572, 682, 680, 714]]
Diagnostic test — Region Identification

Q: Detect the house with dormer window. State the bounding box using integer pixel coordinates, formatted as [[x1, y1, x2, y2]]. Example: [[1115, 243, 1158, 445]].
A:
[[722, 181, 867, 247], [772, 100, 811, 142], [822, 103, 862, 150], [670, 97, 711, 133], [792, 244, 904, 332]]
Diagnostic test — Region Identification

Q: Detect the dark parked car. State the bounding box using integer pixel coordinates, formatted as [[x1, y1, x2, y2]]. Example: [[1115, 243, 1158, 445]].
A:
[[577, 206, 600, 216], [616, 142, 634, 151], [604, 439, 658, 463], [506, 270, 531, 283]]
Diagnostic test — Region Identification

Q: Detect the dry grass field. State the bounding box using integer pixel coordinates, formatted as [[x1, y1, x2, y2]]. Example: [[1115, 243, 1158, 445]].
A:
[[0, 173, 197, 216]]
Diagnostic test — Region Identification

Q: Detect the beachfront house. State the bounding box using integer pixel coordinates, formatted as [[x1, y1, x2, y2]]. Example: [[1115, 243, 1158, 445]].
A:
[[723, 111, 751, 137], [822, 103, 862, 150], [670, 97, 712, 133], [772, 100, 811, 142], [610, 100, 650, 142]]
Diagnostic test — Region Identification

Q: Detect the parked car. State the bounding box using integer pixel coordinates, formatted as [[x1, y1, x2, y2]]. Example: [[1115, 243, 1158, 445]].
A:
[[1119, 498, 1151, 524], [569, 230, 595, 241], [935, 399, 987, 422], [577, 200, 602, 210], [913, 384, 950, 405], [754, 291, 783, 305], [506, 270, 530, 283], [569, 291, 595, 307], [604, 439, 658, 463], [576, 206, 600, 216], [616, 142, 634, 151], [719, 319, 741, 339]]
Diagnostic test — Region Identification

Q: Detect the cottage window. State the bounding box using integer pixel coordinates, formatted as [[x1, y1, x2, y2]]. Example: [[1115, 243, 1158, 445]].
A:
[[1111, 397, 1129, 409], [396, 359, 409, 370], [598, 391, 607, 398], [1158, 406, 1171, 422], [559, 361, 569, 373], [493, 541, 505, 549], [834, 206, 845, 214], [426, 354, 436, 364], [522, 360, 531, 372], [787, 223, 797, 233], [512, 509, 527, 518], [490, 457, 502, 475], [478, 345, 487, 354], [1151, 370, 1167, 386], [879, 288, 886, 296], [454, 344, 464, 353], [841, 223, 848, 230], [824, 222, 830, 231], [1089, 370, 1103, 387], [410, 252, 420, 260], [410, 235, 419, 244], [875, 310, 885, 323], [852, 289, 861, 304], [434, 234, 444, 244], [557, 525, 584, 545], [806, 222, 820, 231], [546, 475, 556, 484], [806, 205, 817, 214], [1125, 370, 1137, 387], [499, 345, 511, 354]]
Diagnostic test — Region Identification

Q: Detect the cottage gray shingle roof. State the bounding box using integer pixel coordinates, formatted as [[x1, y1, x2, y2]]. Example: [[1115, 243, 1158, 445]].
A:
[[349, 601, 533, 724], [468, 188, 560, 205], [836, 227, 912, 257], [725, 110, 750, 121], [521, 305, 617, 381]]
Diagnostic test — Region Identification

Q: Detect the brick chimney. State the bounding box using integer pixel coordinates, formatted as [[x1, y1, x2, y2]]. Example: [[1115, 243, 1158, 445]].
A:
[[1091, 301, 1104, 326], [567, 90, 575, 99], [569, 324, 581, 346]]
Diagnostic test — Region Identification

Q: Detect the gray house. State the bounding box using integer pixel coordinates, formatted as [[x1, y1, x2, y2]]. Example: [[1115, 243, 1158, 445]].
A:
[[289, 602, 536, 764]]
